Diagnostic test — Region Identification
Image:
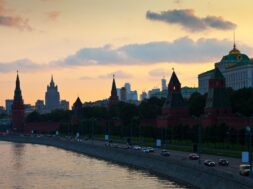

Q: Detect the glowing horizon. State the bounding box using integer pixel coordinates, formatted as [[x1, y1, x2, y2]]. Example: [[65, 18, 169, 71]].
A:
[[1, 0, 253, 107]]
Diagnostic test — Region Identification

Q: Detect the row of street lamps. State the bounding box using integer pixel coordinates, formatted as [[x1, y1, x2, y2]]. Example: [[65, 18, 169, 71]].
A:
[[73, 117, 253, 177]]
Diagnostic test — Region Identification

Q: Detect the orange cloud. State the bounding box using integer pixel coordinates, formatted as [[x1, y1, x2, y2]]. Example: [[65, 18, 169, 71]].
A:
[[0, 0, 32, 31], [47, 11, 61, 21]]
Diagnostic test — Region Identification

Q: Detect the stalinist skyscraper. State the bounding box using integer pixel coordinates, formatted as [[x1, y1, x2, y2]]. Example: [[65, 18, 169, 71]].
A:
[[45, 75, 60, 112]]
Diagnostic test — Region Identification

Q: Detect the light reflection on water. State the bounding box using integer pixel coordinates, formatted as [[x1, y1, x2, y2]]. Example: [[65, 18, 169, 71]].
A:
[[0, 142, 190, 189]]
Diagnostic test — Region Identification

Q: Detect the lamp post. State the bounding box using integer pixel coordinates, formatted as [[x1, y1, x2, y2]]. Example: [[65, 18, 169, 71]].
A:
[[193, 116, 201, 165], [198, 124, 202, 165], [246, 126, 252, 177]]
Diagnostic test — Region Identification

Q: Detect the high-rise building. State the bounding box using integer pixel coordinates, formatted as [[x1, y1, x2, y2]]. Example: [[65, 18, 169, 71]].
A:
[[124, 83, 131, 93], [60, 100, 69, 110], [45, 75, 60, 112], [11, 72, 25, 132], [140, 91, 147, 101], [161, 78, 167, 91], [124, 83, 131, 100], [148, 88, 160, 98], [120, 87, 127, 102], [5, 99, 13, 115], [129, 90, 138, 101], [108, 75, 119, 106], [35, 100, 45, 113]]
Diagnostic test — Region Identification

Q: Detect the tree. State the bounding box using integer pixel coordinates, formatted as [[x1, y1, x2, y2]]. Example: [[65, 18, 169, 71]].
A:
[[188, 92, 206, 117]]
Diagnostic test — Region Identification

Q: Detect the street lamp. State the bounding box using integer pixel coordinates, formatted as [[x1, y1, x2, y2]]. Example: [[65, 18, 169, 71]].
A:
[[246, 126, 252, 177], [193, 116, 201, 165], [198, 124, 202, 165]]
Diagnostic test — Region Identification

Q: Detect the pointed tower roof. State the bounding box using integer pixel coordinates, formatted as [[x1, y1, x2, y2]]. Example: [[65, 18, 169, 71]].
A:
[[50, 75, 55, 87], [73, 97, 82, 107], [111, 74, 117, 96], [210, 67, 224, 80], [14, 71, 22, 98], [109, 74, 119, 106], [168, 70, 180, 86]]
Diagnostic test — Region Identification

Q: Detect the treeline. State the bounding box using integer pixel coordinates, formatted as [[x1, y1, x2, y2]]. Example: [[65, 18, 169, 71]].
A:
[[25, 88, 253, 145]]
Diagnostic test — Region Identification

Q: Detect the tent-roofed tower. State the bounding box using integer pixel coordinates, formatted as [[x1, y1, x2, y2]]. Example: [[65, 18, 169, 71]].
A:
[[11, 71, 25, 132], [108, 75, 119, 106], [71, 97, 83, 125], [162, 70, 187, 116], [205, 67, 231, 116]]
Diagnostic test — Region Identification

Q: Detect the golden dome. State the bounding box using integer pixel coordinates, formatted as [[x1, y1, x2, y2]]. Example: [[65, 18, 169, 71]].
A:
[[229, 44, 241, 55]]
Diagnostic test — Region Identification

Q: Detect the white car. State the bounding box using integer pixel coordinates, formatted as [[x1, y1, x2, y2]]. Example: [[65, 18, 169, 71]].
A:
[[142, 147, 154, 153], [132, 145, 141, 150]]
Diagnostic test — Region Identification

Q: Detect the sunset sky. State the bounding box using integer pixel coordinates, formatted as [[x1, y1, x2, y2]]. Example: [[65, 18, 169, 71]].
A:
[[1, 0, 253, 106]]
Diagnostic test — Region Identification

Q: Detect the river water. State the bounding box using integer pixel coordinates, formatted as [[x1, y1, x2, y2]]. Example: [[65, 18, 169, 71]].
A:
[[0, 141, 191, 189]]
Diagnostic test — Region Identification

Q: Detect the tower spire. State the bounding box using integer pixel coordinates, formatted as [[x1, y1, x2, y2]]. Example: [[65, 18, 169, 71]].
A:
[[233, 30, 236, 49], [15, 70, 21, 95], [50, 74, 55, 87], [108, 74, 119, 106]]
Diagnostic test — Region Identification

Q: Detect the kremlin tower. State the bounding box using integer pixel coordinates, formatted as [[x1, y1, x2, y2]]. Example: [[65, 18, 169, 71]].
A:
[[11, 71, 25, 132], [72, 97, 83, 125], [205, 67, 231, 116], [108, 75, 119, 106], [162, 70, 188, 116]]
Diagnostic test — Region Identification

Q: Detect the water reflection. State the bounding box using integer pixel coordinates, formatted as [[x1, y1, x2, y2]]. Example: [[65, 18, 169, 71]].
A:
[[12, 143, 25, 169], [0, 142, 190, 189]]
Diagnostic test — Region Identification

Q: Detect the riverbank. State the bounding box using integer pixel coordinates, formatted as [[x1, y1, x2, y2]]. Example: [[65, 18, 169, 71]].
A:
[[0, 135, 253, 189]]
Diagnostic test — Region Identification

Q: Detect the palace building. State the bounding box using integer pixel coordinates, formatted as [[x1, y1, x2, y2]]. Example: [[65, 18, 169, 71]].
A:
[[198, 44, 253, 94]]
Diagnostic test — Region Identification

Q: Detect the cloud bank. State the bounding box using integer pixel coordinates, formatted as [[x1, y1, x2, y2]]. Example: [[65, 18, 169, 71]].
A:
[[146, 9, 236, 32], [0, 0, 32, 30], [0, 37, 252, 73]]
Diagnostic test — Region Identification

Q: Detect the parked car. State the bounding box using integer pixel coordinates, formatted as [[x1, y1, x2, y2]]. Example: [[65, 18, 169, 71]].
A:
[[239, 164, 252, 176], [188, 153, 199, 160], [160, 149, 170, 157], [218, 159, 229, 166], [204, 160, 216, 167]]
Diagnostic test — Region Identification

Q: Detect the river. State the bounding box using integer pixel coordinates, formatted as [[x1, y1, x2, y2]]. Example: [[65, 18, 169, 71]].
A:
[[0, 141, 191, 189]]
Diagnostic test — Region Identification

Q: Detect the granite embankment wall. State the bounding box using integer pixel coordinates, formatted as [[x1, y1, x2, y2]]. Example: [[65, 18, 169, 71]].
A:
[[0, 136, 253, 189]]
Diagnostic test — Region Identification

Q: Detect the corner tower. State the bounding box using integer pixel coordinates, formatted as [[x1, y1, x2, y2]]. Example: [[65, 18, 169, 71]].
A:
[[11, 71, 25, 132]]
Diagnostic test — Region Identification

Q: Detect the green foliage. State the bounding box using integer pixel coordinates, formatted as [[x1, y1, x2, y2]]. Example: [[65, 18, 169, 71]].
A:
[[229, 87, 253, 116], [26, 110, 71, 123], [188, 92, 206, 116], [139, 97, 165, 119], [83, 106, 108, 119]]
